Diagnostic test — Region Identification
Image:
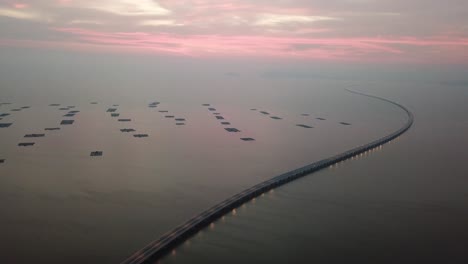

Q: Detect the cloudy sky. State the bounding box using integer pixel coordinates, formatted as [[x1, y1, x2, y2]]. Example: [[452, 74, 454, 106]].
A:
[[1, 0, 468, 63]]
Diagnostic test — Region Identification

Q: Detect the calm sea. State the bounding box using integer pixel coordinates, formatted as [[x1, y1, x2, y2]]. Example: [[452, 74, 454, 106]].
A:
[[159, 80, 468, 264], [1, 54, 466, 263]]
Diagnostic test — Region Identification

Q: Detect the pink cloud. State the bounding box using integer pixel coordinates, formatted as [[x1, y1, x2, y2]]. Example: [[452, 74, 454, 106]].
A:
[[0, 27, 442, 63], [1, 1, 467, 63], [12, 3, 28, 9]]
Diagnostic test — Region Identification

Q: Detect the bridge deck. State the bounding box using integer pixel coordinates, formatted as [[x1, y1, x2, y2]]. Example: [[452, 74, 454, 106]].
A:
[[121, 89, 414, 264]]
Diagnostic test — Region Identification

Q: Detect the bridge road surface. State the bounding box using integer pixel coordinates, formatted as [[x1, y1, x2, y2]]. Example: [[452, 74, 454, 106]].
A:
[[121, 89, 414, 264]]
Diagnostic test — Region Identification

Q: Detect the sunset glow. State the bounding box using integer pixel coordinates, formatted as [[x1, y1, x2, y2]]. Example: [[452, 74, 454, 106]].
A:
[[1, 0, 468, 62]]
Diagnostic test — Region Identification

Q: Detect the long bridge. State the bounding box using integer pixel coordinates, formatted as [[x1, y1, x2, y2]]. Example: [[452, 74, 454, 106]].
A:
[[121, 89, 414, 264]]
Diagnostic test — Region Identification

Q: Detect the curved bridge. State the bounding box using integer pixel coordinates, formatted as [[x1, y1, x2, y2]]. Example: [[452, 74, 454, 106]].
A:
[[121, 89, 414, 264]]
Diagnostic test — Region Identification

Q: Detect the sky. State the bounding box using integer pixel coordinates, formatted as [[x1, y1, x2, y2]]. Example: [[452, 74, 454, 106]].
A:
[[0, 0, 468, 63]]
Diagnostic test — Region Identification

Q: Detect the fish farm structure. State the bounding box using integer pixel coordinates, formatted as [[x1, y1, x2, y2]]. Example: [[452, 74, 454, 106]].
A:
[[90, 151, 103, 157], [296, 124, 313, 128]]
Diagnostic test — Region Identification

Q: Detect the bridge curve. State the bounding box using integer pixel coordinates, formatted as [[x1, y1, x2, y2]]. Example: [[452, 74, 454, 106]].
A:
[[121, 89, 414, 264]]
